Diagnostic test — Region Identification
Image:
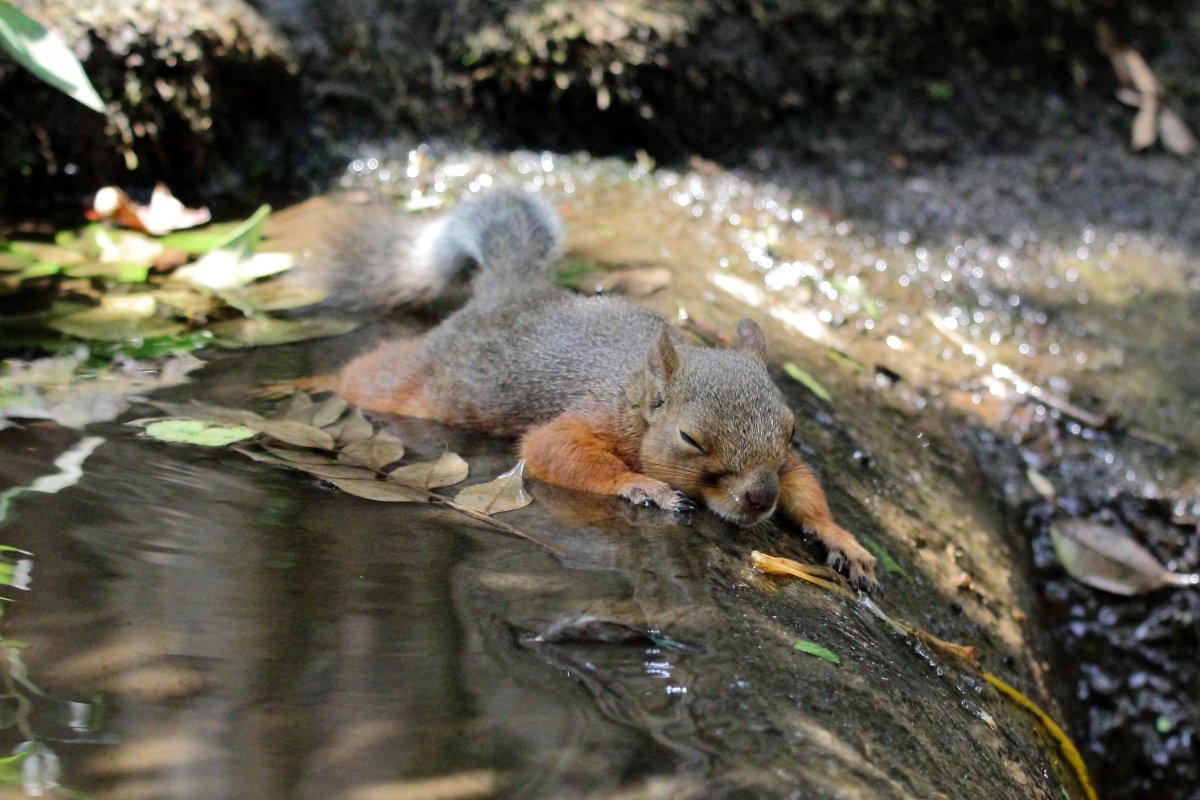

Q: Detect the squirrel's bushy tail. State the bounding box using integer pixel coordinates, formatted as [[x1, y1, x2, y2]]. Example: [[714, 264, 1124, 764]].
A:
[[432, 188, 564, 302], [276, 189, 563, 315]]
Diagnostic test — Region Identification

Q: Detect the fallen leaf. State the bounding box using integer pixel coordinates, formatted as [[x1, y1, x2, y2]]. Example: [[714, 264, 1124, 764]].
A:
[[1132, 95, 1159, 151], [782, 361, 832, 402], [1158, 106, 1198, 156], [208, 316, 361, 348], [389, 452, 470, 489], [338, 433, 407, 470], [332, 410, 374, 445], [453, 459, 531, 515], [142, 420, 257, 447], [92, 184, 211, 235], [259, 445, 341, 465], [1050, 518, 1200, 595], [793, 639, 841, 665], [247, 420, 336, 450], [324, 478, 427, 503], [1025, 467, 1057, 499], [310, 394, 348, 428], [274, 391, 314, 422], [285, 462, 378, 481]]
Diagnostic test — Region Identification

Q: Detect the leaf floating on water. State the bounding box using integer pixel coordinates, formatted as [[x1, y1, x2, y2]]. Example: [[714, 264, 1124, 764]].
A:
[[208, 316, 361, 348], [142, 420, 257, 447], [1050, 517, 1200, 595], [389, 452, 469, 490], [275, 391, 314, 422], [793, 640, 841, 665], [91, 184, 212, 235], [246, 420, 335, 451], [333, 410, 374, 445], [285, 462, 378, 481], [782, 361, 832, 402], [454, 459, 531, 515], [324, 478, 427, 503], [339, 433, 407, 471], [258, 445, 341, 465], [310, 394, 348, 428]]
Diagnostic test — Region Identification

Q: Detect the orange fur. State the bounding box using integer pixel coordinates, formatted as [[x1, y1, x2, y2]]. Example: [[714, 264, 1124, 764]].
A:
[[780, 452, 876, 580], [520, 412, 643, 495], [334, 339, 443, 421]]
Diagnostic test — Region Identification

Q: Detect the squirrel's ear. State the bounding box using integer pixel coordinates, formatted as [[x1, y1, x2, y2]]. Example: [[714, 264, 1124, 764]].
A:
[[647, 325, 680, 383], [735, 318, 767, 361]]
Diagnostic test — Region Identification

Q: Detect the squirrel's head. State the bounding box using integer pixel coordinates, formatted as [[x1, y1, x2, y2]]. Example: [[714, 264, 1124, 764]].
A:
[[632, 319, 794, 527]]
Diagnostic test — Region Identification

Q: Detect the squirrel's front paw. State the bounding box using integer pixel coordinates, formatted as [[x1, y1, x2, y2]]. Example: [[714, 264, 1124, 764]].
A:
[[619, 478, 696, 514], [815, 525, 879, 593]]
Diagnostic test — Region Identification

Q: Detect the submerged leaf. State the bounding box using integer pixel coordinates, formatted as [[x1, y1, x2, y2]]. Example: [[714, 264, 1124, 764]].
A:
[[454, 459, 531, 515], [793, 640, 841, 665], [389, 452, 469, 489], [324, 478, 427, 503], [142, 420, 256, 447], [1050, 518, 1200, 595], [258, 445, 341, 465]]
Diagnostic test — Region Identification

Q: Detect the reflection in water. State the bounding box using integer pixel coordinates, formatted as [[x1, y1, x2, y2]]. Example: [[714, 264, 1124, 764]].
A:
[[0, 416, 1069, 799]]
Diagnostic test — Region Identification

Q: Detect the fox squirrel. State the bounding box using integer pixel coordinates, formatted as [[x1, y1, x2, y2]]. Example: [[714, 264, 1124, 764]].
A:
[[281, 190, 878, 589]]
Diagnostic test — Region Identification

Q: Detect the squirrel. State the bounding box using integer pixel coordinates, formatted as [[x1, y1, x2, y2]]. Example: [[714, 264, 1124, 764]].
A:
[[276, 189, 878, 589]]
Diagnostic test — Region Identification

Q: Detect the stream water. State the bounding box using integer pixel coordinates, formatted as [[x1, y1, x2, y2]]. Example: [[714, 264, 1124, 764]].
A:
[[1, 145, 1197, 799]]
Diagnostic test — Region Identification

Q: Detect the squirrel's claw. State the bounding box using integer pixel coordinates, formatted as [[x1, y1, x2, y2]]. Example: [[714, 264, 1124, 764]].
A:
[[817, 528, 880, 593], [619, 478, 695, 515]]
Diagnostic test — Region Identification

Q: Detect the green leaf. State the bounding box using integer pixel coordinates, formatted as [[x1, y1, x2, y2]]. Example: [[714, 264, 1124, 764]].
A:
[[863, 537, 906, 576], [793, 639, 840, 665], [0, 2, 105, 112], [782, 361, 832, 402], [143, 420, 257, 446]]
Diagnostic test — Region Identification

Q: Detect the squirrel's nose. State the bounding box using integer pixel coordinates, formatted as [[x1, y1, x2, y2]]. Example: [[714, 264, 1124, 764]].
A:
[[743, 483, 779, 515]]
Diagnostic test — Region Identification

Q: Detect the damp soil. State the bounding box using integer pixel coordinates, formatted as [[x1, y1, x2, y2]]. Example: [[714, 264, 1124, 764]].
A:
[[2, 141, 1198, 799]]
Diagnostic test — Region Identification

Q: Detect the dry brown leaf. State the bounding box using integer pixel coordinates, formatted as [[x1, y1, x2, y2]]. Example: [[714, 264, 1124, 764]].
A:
[[287, 463, 378, 481], [388, 452, 470, 489], [311, 394, 348, 428], [276, 391, 314, 422], [1050, 518, 1200, 595], [339, 433, 407, 470], [91, 183, 212, 235], [259, 444, 341, 465], [325, 478, 427, 503], [453, 459, 531, 515], [334, 410, 375, 445], [248, 420, 336, 450], [1158, 106, 1198, 156]]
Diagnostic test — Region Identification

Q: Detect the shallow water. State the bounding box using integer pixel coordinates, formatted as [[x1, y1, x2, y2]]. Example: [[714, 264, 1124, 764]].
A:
[[2, 146, 1198, 798]]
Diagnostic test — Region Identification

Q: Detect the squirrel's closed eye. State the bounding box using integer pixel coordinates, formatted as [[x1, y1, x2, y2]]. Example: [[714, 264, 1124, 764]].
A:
[[679, 430, 705, 453]]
